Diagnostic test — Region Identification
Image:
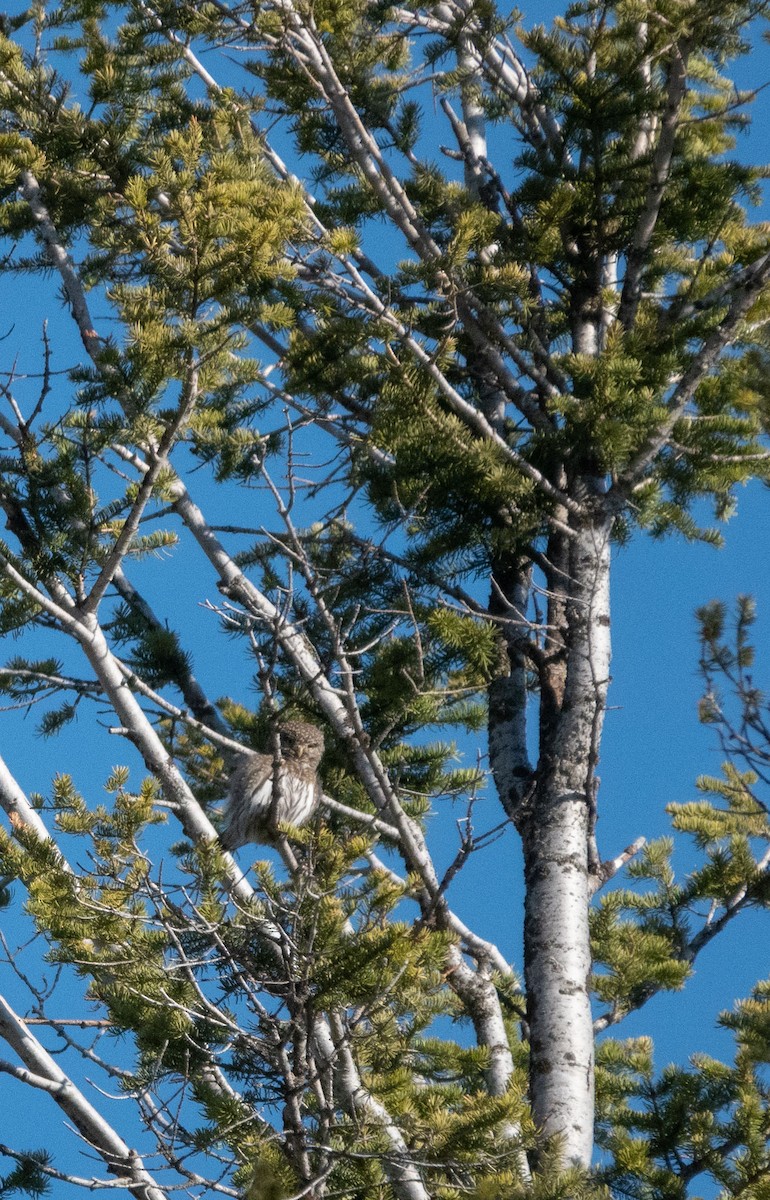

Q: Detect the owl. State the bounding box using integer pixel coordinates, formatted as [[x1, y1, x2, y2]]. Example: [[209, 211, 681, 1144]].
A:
[[220, 721, 324, 849]]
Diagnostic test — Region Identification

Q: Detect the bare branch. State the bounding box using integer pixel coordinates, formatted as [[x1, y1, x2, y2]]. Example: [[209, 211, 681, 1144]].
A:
[[0, 995, 169, 1200]]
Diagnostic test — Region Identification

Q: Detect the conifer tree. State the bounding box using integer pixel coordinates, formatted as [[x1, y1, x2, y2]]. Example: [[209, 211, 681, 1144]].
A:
[[0, 1, 768, 1197]]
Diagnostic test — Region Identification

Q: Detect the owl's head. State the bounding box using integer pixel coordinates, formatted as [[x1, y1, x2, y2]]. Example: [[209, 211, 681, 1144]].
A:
[[279, 721, 324, 768]]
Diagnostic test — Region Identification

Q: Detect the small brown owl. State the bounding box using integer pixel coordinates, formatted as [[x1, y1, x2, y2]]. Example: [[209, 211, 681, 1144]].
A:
[[220, 721, 324, 849]]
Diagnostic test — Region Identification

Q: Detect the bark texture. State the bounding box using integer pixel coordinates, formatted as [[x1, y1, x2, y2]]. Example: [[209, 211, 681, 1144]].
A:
[[523, 500, 612, 1163]]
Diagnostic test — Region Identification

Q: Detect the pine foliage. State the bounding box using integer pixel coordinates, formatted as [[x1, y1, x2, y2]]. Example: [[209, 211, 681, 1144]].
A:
[[0, 0, 769, 1197]]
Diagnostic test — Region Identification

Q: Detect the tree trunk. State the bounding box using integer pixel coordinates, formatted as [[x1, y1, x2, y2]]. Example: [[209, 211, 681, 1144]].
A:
[[522, 494, 612, 1166], [488, 557, 534, 819]]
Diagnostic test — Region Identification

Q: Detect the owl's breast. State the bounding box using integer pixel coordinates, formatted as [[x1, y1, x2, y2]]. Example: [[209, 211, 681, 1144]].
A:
[[222, 757, 319, 849], [277, 773, 318, 828]]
